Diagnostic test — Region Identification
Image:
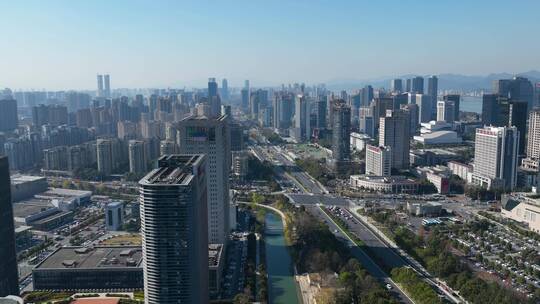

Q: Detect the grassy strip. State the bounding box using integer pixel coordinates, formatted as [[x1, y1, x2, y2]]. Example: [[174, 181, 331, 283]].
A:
[[321, 207, 365, 247], [391, 267, 441, 304]]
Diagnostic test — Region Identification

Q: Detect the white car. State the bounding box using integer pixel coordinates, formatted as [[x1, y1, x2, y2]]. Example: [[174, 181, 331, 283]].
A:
[[386, 284, 392, 290]]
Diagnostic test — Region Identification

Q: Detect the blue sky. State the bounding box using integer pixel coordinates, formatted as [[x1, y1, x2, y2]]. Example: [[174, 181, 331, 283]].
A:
[[1, 0, 539, 90]]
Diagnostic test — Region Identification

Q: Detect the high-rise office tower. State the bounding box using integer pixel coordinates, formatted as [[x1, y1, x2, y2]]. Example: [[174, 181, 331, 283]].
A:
[[358, 106, 375, 138], [230, 123, 244, 151], [208, 77, 218, 98], [443, 94, 460, 121], [97, 74, 104, 97], [241, 88, 249, 111], [317, 96, 327, 129], [405, 78, 412, 92], [436, 100, 455, 123], [272, 94, 282, 130], [221, 78, 228, 101], [331, 101, 351, 173], [411, 94, 432, 124], [0, 157, 19, 297], [249, 90, 268, 121], [96, 138, 113, 175], [493, 76, 534, 110], [361, 85, 374, 107], [400, 103, 419, 134], [139, 154, 209, 304], [0, 99, 18, 132], [472, 126, 519, 190], [391, 79, 403, 93], [207, 78, 220, 118], [526, 109, 540, 159], [482, 94, 500, 125], [508, 101, 528, 155], [482, 94, 528, 154], [244, 80, 250, 90], [273, 93, 294, 131], [365, 145, 392, 176], [177, 116, 230, 244], [370, 97, 394, 135], [427, 76, 438, 118], [392, 93, 408, 110], [104, 74, 111, 98], [412, 76, 424, 94], [379, 109, 410, 170], [129, 140, 147, 174], [522, 109, 540, 172], [292, 95, 310, 142]]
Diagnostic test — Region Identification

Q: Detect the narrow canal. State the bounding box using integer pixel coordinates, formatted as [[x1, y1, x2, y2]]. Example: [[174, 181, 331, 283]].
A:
[[264, 212, 300, 304]]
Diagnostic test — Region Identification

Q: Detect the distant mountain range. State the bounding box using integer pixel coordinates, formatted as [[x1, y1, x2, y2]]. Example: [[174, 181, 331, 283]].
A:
[[325, 70, 540, 91]]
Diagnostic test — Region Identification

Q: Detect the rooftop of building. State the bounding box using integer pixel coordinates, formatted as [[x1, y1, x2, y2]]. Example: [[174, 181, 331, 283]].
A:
[[106, 201, 123, 208], [36, 188, 92, 199], [448, 160, 472, 167], [504, 193, 540, 208], [350, 132, 371, 139], [140, 154, 204, 185], [35, 246, 143, 270], [10, 175, 46, 185], [31, 211, 73, 226], [351, 175, 418, 184], [408, 201, 442, 207], [13, 199, 55, 218], [15, 225, 32, 234], [411, 148, 459, 156], [181, 114, 227, 122], [416, 130, 460, 139]]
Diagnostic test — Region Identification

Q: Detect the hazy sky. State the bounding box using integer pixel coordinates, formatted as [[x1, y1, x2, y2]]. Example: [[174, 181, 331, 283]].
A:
[[1, 0, 539, 90]]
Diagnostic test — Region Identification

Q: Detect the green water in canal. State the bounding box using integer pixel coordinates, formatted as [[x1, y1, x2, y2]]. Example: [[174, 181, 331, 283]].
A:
[[265, 212, 300, 304]]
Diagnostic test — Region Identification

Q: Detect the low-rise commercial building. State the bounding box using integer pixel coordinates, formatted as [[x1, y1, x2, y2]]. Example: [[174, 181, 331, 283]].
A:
[[33, 245, 225, 293], [413, 166, 451, 194], [413, 130, 462, 145], [448, 161, 473, 181], [407, 202, 442, 216], [33, 246, 143, 291], [350, 175, 419, 194], [426, 172, 450, 194], [35, 188, 92, 210], [410, 148, 461, 167], [10, 175, 48, 202]]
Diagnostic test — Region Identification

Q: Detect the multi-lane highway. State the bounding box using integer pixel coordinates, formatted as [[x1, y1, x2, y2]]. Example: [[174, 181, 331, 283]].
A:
[[250, 144, 327, 195], [327, 205, 463, 303], [307, 205, 415, 304], [249, 134, 464, 303]]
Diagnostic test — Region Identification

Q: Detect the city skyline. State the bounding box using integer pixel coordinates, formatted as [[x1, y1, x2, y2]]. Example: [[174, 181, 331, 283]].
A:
[[1, 0, 540, 89]]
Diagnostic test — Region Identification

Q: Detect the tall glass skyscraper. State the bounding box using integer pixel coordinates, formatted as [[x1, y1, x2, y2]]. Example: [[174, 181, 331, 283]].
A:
[[0, 156, 19, 297], [139, 154, 209, 304]]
